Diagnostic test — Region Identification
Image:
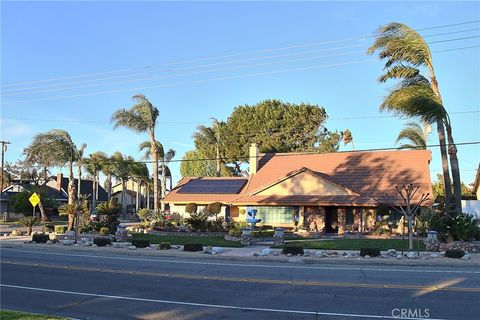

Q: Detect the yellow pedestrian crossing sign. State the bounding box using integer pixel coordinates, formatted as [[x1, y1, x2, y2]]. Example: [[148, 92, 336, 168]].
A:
[[29, 192, 40, 207]]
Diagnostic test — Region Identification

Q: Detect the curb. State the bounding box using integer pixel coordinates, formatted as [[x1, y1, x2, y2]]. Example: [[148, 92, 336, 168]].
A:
[[2, 242, 480, 268]]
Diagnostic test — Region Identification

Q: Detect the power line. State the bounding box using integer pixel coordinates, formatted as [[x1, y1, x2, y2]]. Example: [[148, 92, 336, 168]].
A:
[[3, 29, 479, 95], [2, 20, 478, 89], [3, 43, 479, 106]]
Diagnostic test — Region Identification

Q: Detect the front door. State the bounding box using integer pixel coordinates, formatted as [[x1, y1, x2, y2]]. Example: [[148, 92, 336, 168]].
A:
[[325, 207, 339, 233]]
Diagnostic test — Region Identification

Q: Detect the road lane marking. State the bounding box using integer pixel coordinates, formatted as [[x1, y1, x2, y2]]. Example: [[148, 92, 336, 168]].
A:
[[2, 260, 479, 293], [0, 284, 447, 320], [2, 248, 480, 275]]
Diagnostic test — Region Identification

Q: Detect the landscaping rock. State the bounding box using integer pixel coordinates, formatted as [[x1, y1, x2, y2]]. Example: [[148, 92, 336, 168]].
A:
[[11, 230, 20, 236], [387, 249, 397, 256], [286, 253, 293, 257], [82, 242, 92, 247], [62, 240, 74, 246], [396, 254, 403, 259], [112, 242, 131, 248], [406, 251, 416, 259], [128, 246, 137, 250], [430, 253, 439, 258], [364, 255, 371, 259], [344, 253, 353, 258], [46, 240, 53, 244], [253, 252, 259, 257], [288, 257, 306, 264], [315, 251, 327, 258], [261, 248, 273, 256], [212, 247, 224, 254], [65, 230, 75, 237], [328, 251, 339, 256], [461, 254, 471, 261]]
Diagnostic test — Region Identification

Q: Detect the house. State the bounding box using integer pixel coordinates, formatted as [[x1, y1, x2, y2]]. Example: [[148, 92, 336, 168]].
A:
[[163, 144, 433, 233], [0, 179, 68, 216], [111, 179, 152, 213], [462, 163, 480, 218], [46, 173, 108, 206]]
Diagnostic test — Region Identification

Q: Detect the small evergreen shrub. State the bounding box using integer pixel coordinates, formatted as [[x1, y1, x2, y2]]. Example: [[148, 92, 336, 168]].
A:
[[55, 225, 67, 234], [445, 249, 465, 259], [183, 243, 203, 252], [32, 233, 49, 243], [282, 245, 304, 255], [360, 248, 381, 257], [252, 230, 274, 238], [93, 237, 111, 247], [99, 227, 110, 236], [157, 242, 172, 250], [131, 239, 151, 248], [43, 224, 55, 233]]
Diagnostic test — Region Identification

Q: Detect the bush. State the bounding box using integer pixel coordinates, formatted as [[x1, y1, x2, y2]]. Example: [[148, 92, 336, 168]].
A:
[[183, 243, 203, 252], [206, 202, 222, 218], [93, 237, 111, 247], [228, 229, 242, 237], [32, 233, 49, 243], [185, 203, 198, 214], [157, 242, 172, 250], [55, 225, 67, 234], [185, 212, 208, 232], [137, 208, 154, 222], [131, 239, 151, 248], [17, 216, 40, 235], [445, 249, 465, 259], [282, 245, 304, 255], [450, 213, 479, 241], [252, 230, 274, 238], [360, 248, 381, 257], [43, 223, 55, 233], [99, 227, 110, 236]]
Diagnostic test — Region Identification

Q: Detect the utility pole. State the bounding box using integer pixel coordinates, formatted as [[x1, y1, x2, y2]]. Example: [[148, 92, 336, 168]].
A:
[[0, 141, 11, 193]]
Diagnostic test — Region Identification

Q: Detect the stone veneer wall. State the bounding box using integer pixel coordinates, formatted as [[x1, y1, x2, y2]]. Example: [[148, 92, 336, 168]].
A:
[[337, 208, 346, 234], [305, 206, 326, 232]]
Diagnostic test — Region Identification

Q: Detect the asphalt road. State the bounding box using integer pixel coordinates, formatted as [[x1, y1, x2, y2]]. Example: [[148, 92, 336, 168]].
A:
[[1, 248, 480, 320]]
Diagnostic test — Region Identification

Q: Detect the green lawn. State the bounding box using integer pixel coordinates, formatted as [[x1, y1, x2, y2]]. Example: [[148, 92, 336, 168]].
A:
[[130, 233, 244, 247], [284, 238, 426, 251], [0, 310, 67, 320]]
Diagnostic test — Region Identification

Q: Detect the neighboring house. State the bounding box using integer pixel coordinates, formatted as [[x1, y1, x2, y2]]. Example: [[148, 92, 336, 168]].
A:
[[0, 179, 68, 215], [111, 190, 139, 213], [163, 144, 433, 233], [462, 164, 480, 218], [46, 173, 108, 206], [473, 163, 480, 200], [111, 179, 151, 212]]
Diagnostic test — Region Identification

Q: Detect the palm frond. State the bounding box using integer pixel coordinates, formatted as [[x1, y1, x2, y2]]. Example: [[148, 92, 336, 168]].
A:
[[395, 122, 426, 150]]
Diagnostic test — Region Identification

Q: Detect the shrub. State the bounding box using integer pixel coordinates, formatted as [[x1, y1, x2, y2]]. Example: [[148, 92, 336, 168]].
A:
[[185, 211, 208, 232], [282, 245, 304, 255], [55, 225, 68, 234], [157, 242, 172, 250], [185, 203, 198, 214], [137, 208, 154, 222], [96, 198, 121, 215], [17, 216, 40, 235], [183, 243, 203, 252], [445, 249, 465, 259], [228, 229, 242, 237], [99, 227, 110, 236], [206, 202, 222, 218], [94, 237, 111, 247], [131, 239, 151, 248], [32, 233, 49, 243], [252, 230, 274, 238], [43, 223, 55, 233], [228, 221, 248, 237], [360, 248, 381, 257], [449, 213, 479, 241]]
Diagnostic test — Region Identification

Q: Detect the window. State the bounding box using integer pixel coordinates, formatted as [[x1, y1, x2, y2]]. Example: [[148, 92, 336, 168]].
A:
[[254, 206, 299, 224], [346, 208, 354, 225]]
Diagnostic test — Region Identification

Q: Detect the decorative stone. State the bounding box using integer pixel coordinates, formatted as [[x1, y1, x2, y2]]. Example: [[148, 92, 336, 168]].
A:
[[62, 240, 74, 245], [46, 240, 53, 244], [364, 255, 371, 259], [128, 246, 136, 250], [212, 247, 224, 254], [461, 254, 471, 260], [112, 242, 131, 248], [253, 252, 259, 257], [430, 253, 439, 258], [11, 230, 20, 236], [261, 248, 273, 256], [286, 253, 293, 257], [92, 244, 97, 247], [387, 249, 397, 256], [396, 254, 403, 259], [406, 251, 416, 259], [288, 257, 305, 264], [315, 251, 327, 258]]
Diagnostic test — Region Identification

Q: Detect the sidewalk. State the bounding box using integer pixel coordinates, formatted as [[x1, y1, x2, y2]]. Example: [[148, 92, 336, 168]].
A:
[[2, 237, 480, 268]]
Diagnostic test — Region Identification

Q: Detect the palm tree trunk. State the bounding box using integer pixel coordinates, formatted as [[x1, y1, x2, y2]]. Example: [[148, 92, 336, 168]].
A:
[[121, 180, 126, 213], [169, 176, 173, 193], [161, 164, 167, 211], [150, 134, 159, 213], [444, 119, 462, 214], [436, 119, 452, 209], [92, 173, 97, 212], [68, 163, 75, 205], [135, 180, 140, 212], [107, 173, 112, 201], [146, 181, 150, 209], [68, 214, 74, 230], [77, 166, 82, 199]]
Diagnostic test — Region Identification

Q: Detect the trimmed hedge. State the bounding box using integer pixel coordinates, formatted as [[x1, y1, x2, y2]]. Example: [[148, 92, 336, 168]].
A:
[[183, 243, 203, 252], [157, 242, 172, 250], [282, 245, 304, 255], [252, 230, 274, 238], [54, 225, 67, 234], [445, 249, 465, 259], [131, 239, 151, 248], [93, 237, 111, 247], [32, 233, 49, 243], [360, 248, 381, 257]]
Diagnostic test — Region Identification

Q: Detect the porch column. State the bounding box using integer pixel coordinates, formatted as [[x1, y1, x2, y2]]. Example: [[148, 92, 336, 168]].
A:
[[298, 206, 305, 227], [338, 208, 346, 235], [354, 208, 361, 232]]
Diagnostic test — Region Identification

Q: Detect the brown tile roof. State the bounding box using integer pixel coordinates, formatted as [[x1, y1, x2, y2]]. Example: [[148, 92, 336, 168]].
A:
[[163, 150, 433, 206]]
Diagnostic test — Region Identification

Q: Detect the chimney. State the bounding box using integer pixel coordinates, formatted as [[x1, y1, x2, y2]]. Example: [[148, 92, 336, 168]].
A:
[[249, 143, 259, 176], [56, 173, 63, 192]]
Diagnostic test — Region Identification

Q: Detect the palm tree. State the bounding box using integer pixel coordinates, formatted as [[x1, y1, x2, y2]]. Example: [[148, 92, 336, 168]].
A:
[[101, 155, 114, 201], [130, 161, 149, 212], [112, 94, 160, 212], [84, 151, 107, 211], [139, 140, 175, 210], [111, 152, 135, 213], [342, 129, 354, 150], [75, 143, 87, 199], [25, 129, 78, 205], [193, 118, 225, 176], [396, 122, 427, 150], [368, 22, 461, 213]]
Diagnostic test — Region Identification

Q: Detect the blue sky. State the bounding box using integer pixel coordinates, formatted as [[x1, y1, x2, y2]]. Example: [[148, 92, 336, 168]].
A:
[[1, 1, 479, 186]]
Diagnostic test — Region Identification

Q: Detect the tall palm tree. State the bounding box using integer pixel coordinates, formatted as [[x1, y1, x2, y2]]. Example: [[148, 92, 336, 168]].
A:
[[84, 151, 107, 211], [25, 129, 78, 205], [75, 143, 87, 199], [112, 94, 160, 212], [368, 22, 461, 213], [396, 122, 427, 150], [111, 152, 135, 213], [130, 161, 149, 212], [139, 140, 175, 210], [101, 155, 114, 201]]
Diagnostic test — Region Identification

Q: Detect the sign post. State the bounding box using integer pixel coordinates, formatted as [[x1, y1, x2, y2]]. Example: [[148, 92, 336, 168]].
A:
[[29, 192, 40, 217]]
